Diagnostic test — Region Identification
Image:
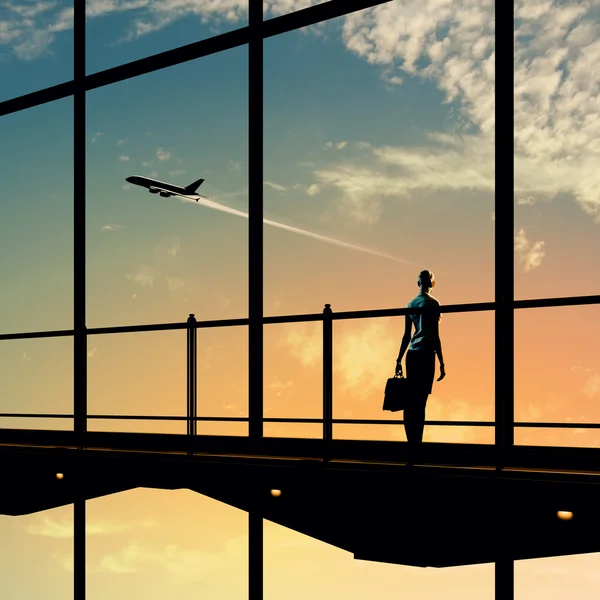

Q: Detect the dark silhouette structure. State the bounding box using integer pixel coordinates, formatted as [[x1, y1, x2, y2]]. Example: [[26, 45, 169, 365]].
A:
[[1, 2, 600, 600], [396, 270, 445, 458]]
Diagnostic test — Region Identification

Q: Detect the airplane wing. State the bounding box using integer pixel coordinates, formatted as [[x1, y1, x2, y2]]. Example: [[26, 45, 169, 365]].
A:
[[174, 192, 208, 202], [148, 185, 207, 202]]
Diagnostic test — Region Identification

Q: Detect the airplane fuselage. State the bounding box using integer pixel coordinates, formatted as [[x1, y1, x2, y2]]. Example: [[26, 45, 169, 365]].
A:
[[126, 176, 187, 195]]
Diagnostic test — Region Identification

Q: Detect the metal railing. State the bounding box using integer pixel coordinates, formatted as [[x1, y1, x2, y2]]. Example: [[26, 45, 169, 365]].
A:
[[2, 295, 600, 451]]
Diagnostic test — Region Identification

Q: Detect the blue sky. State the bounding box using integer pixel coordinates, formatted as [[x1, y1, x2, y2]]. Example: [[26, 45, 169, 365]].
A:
[[2, 0, 600, 334]]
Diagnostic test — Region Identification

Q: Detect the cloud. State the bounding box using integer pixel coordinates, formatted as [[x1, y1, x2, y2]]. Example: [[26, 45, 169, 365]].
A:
[[325, 141, 348, 150], [277, 323, 322, 368], [155, 237, 180, 257], [515, 227, 546, 272], [26, 516, 158, 538], [333, 318, 398, 398], [517, 195, 537, 205], [141, 160, 153, 167], [269, 379, 294, 397], [125, 265, 156, 288], [98, 536, 246, 582], [156, 147, 171, 162], [263, 181, 287, 191], [311, 133, 494, 224], [295, 0, 600, 227], [91, 132, 103, 143], [119, 155, 130, 162], [87, 347, 98, 359], [169, 169, 186, 176], [227, 160, 242, 172], [306, 183, 320, 197], [102, 224, 124, 232], [166, 276, 187, 297], [583, 375, 600, 398], [117, 138, 128, 146], [122, 184, 131, 190]]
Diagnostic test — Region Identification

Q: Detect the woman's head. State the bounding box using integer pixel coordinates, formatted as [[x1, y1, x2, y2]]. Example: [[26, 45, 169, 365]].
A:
[[418, 270, 435, 290]]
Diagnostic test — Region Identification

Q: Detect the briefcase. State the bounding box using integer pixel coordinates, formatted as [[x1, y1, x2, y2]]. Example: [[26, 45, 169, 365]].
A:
[[382, 374, 411, 412]]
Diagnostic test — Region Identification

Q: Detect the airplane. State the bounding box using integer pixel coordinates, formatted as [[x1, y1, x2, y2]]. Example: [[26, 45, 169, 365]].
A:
[[126, 175, 207, 201]]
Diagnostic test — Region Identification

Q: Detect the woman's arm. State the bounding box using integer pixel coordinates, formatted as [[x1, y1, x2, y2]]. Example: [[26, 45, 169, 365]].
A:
[[434, 311, 446, 380], [395, 315, 412, 373]]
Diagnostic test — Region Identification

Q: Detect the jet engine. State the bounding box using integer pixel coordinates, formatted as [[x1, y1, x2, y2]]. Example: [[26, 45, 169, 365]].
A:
[[159, 192, 171, 197], [149, 187, 159, 194]]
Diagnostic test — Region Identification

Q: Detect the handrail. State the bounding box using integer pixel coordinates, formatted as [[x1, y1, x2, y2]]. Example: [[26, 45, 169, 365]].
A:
[[3, 413, 600, 430], [1, 294, 599, 341]]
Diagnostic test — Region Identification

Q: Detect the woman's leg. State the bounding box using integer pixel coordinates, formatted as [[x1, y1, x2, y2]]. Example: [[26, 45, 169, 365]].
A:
[[404, 350, 434, 451]]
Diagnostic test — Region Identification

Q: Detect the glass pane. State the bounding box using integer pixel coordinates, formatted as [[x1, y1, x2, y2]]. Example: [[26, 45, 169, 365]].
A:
[[195, 325, 248, 435], [0, 337, 73, 430], [0, 505, 74, 600], [86, 0, 248, 74], [0, 0, 73, 102], [514, 1, 600, 300], [86, 488, 248, 600], [264, 0, 331, 18], [87, 330, 187, 434], [264, 519, 494, 600], [86, 47, 248, 328], [515, 305, 600, 447], [515, 554, 600, 600], [264, 0, 495, 316], [0, 99, 73, 333], [264, 322, 322, 438], [332, 312, 494, 444]]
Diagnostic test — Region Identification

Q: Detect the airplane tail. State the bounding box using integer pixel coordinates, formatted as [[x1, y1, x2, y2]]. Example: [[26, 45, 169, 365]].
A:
[[184, 178, 204, 194]]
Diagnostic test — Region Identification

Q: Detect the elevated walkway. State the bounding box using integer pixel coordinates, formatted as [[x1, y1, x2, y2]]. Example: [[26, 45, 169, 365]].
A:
[[1, 429, 599, 568]]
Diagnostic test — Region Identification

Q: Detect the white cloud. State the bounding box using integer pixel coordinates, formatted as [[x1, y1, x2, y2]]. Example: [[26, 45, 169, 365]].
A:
[[515, 228, 546, 272], [141, 161, 152, 167], [98, 535, 247, 582], [26, 516, 158, 538], [517, 195, 537, 205], [102, 224, 123, 232], [277, 323, 322, 368], [325, 141, 348, 150], [264, 181, 287, 191], [125, 265, 156, 288], [156, 147, 171, 162], [122, 184, 131, 190], [269, 379, 294, 397], [91, 132, 103, 143], [167, 276, 186, 297], [169, 169, 186, 176], [583, 374, 600, 398], [119, 155, 130, 162], [155, 238, 180, 257], [333, 318, 398, 399], [117, 138, 128, 146], [299, 0, 600, 227], [306, 183, 320, 197]]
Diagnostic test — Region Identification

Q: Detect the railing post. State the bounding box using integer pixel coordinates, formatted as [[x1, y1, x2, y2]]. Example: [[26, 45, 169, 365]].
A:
[[187, 314, 197, 447], [323, 304, 333, 460]]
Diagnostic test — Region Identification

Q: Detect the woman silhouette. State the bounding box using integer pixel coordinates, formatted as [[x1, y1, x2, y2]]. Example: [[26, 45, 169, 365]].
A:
[[395, 270, 446, 458]]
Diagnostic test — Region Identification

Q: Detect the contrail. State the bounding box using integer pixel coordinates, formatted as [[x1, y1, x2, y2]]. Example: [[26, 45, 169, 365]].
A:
[[179, 194, 418, 266]]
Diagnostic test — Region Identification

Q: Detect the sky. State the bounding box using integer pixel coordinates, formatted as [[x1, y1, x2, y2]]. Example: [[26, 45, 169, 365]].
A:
[[1, 0, 600, 596]]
